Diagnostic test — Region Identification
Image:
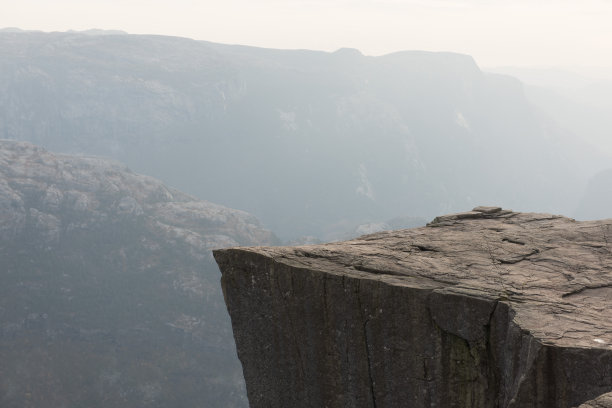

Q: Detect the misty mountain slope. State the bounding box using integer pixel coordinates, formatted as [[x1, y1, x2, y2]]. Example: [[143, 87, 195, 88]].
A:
[[519, 83, 612, 161], [0, 140, 277, 408], [483, 68, 612, 221], [487, 66, 612, 163], [575, 168, 612, 221], [0, 31, 603, 239]]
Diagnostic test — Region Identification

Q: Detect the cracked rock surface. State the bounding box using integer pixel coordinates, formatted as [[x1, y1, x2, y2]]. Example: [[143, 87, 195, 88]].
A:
[[214, 207, 612, 408], [576, 392, 612, 408]]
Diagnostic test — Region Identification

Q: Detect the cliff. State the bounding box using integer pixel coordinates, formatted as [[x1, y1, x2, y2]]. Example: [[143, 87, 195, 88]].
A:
[[214, 207, 612, 408], [0, 140, 277, 407]]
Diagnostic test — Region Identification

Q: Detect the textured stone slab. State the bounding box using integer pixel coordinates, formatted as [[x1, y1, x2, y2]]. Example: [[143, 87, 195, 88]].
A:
[[576, 392, 612, 408], [215, 207, 612, 408]]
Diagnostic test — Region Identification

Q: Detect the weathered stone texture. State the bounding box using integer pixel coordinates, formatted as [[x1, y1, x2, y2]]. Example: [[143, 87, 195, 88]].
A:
[[215, 207, 612, 408], [576, 392, 612, 408]]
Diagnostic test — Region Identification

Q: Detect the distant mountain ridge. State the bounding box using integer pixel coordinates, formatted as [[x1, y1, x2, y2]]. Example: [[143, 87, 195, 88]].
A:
[[0, 30, 606, 239], [0, 140, 277, 407]]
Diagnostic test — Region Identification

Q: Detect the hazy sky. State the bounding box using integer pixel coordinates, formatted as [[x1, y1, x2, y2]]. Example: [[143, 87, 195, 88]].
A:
[[3, 0, 612, 69]]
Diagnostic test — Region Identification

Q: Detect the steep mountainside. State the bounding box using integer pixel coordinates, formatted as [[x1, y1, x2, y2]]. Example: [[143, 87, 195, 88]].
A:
[[575, 168, 612, 220], [486, 66, 612, 160], [215, 207, 612, 408], [0, 140, 277, 407], [0, 30, 604, 240]]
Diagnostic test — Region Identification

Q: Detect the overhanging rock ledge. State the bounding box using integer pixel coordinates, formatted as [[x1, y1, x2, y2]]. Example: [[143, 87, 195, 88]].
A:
[[214, 207, 612, 408]]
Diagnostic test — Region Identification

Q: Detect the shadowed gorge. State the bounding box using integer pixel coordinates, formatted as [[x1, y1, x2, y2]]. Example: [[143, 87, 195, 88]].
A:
[[215, 207, 612, 408]]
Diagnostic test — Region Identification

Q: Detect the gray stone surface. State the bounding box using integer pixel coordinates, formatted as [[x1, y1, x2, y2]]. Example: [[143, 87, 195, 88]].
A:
[[215, 207, 612, 408], [576, 392, 612, 408]]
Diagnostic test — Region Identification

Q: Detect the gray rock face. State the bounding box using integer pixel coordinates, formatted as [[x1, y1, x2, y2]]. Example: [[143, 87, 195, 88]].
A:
[[576, 392, 612, 408], [0, 139, 276, 250], [0, 140, 277, 407], [214, 207, 612, 408]]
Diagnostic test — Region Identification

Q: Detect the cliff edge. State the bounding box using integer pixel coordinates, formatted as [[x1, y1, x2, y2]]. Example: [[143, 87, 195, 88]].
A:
[[214, 207, 612, 408]]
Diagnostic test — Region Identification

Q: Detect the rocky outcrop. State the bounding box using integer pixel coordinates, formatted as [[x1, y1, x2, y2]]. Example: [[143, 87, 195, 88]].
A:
[[0, 140, 276, 249], [576, 392, 612, 408], [0, 140, 277, 407], [215, 207, 612, 408]]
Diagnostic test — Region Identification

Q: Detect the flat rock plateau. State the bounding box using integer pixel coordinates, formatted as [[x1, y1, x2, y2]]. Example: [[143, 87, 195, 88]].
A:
[[215, 207, 612, 408]]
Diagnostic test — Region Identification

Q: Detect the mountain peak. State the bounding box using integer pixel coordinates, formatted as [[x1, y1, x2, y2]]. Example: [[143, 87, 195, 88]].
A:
[[332, 47, 363, 58]]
